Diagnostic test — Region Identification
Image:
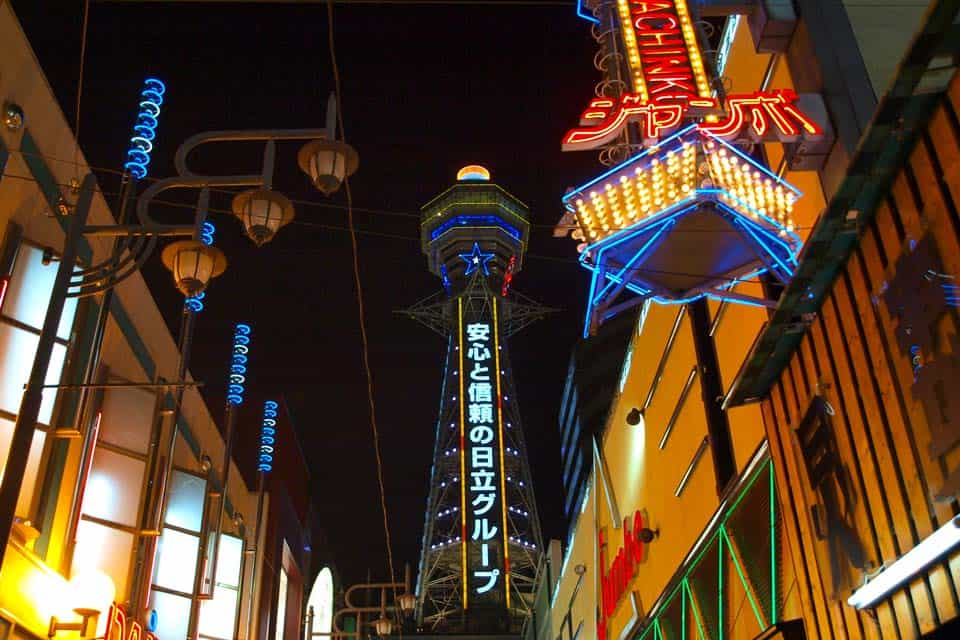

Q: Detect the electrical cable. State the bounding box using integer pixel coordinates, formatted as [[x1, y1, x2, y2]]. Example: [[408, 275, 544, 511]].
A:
[[0, 170, 792, 285], [72, 0, 92, 176], [325, 0, 400, 609], [8, 149, 816, 236]]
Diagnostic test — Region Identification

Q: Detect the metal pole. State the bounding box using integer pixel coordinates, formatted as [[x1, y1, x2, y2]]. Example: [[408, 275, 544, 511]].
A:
[[0, 174, 96, 561], [62, 172, 137, 573], [246, 471, 267, 640]]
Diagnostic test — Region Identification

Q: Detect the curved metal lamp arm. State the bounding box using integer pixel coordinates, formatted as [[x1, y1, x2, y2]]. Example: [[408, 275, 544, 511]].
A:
[[174, 127, 335, 186]]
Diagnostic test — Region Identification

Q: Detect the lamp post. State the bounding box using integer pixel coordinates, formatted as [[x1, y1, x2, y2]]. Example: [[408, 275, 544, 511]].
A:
[[0, 93, 358, 609], [305, 566, 416, 640]]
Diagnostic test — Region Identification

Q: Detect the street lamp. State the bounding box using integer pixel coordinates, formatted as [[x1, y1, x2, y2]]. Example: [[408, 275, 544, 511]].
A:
[[231, 189, 295, 246], [160, 240, 227, 295], [373, 618, 393, 637], [297, 138, 358, 196], [0, 92, 360, 614]]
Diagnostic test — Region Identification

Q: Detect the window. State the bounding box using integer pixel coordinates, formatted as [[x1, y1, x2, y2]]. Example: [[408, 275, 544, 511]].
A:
[[0, 243, 78, 518], [199, 534, 243, 640], [275, 568, 289, 640], [149, 469, 207, 640], [73, 383, 154, 601]]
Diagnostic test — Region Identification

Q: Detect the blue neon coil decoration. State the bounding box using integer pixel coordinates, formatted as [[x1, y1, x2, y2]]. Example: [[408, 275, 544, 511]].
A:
[[184, 222, 216, 312], [226, 323, 251, 406], [124, 78, 166, 180], [259, 400, 279, 472]]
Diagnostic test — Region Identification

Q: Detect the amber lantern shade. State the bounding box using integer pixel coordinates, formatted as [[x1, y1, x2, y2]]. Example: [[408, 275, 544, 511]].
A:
[[161, 240, 227, 297]]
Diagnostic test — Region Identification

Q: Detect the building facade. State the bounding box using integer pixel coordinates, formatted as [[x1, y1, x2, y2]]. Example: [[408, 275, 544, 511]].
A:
[[0, 4, 310, 640], [540, 0, 959, 639]]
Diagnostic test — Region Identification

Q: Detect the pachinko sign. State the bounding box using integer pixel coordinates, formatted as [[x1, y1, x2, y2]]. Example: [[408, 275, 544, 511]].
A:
[[564, 0, 825, 150], [597, 511, 649, 640]]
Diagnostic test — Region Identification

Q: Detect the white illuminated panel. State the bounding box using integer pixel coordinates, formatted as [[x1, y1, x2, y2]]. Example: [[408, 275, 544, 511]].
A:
[[199, 534, 243, 640], [154, 527, 199, 593], [99, 387, 154, 454], [81, 448, 145, 527], [3, 244, 78, 339], [0, 416, 46, 517], [149, 591, 191, 640], [72, 519, 135, 597], [166, 470, 205, 533], [848, 516, 960, 609], [307, 567, 335, 635], [275, 568, 289, 640], [0, 324, 66, 424]]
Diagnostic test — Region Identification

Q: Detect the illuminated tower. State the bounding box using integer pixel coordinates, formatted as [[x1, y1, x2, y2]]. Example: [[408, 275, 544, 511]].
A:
[[404, 166, 549, 634]]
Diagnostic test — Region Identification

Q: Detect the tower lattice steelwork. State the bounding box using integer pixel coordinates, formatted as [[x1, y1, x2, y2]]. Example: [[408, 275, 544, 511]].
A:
[[404, 166, 549, 634]]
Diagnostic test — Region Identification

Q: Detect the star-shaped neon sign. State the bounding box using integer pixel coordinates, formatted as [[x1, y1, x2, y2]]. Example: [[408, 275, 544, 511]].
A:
[[459, 242, 495, 276]]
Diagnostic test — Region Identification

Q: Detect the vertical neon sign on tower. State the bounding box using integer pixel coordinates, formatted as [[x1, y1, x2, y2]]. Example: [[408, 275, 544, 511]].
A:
[[457, 298, 510, 607], [124, 78, 165, 180]]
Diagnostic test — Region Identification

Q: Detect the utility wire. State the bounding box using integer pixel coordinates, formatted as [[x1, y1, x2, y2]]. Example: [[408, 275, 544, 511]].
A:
[[0, 169, 794, 284], [325, 0, 400, 605], [72, 0, 92, 177], [7, 150, 816, 235]]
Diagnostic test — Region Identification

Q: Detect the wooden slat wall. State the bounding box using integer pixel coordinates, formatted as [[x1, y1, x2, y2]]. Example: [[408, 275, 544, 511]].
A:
[[762, 72, 960, 639]]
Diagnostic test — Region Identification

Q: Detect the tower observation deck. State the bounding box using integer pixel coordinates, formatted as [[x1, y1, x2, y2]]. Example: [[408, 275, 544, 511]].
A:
[[404, 166, 549, 634]]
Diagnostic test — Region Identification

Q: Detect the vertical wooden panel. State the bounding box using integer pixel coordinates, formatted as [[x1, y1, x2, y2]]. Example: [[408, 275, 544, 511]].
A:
[[794, 337, 884, 640], [781, 361, 854, 640], [789, 351, 873, 639], [807, 310, 914, 639], [768, 379, 836, 639], [763, 397, 823, 640]]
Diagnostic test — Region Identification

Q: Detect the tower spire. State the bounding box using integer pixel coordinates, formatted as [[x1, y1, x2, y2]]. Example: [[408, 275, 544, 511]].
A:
[[404, 166, 546, 633]]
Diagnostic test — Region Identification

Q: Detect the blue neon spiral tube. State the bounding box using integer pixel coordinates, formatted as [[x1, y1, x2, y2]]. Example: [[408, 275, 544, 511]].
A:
[[259, 400, 279, 472], [184, 222, 216, 312], [226, 323, 251, 406], [124, 78, 165, 180]]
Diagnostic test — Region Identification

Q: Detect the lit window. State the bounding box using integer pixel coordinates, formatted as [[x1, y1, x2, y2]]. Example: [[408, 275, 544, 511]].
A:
[[0, 242, 78, 519], [275, 568, 289, 640], [199, 534, 244, 640]]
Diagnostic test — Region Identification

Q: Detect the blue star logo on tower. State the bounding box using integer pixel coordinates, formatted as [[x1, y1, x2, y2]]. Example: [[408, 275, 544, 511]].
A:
[[459, 242, 495, 276]]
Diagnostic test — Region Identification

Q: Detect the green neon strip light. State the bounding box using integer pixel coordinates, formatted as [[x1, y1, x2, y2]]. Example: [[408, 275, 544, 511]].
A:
[[682, 576, 687, 640], [636, 452, 775, 639], [718, 530, 724, 640], [770, 462, 777, 625], [685, 579, 706, 640], [722, 527, 765, 629], [654, 619, 662, 640]]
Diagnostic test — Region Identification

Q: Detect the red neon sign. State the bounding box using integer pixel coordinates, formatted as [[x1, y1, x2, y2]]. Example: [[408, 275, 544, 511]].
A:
[[106, 602, 158, 640], [501, 255, 516, 297], [562, 90, 824, 150], [597, 510, 647, 640]]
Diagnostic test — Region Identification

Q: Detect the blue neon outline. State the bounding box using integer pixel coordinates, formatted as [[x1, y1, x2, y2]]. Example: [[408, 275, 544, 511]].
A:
[[594, 220, 675, 303], [429, 214, 521, 242], [459, 242, 495, 276], [576, 0, 600, 23]]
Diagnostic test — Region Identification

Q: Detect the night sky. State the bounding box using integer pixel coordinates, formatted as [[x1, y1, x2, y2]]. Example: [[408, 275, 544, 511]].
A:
[[12, 0, 601, 586]]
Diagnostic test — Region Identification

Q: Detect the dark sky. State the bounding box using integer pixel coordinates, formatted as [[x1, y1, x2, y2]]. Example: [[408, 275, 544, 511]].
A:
[[13, 0, 599, 586]]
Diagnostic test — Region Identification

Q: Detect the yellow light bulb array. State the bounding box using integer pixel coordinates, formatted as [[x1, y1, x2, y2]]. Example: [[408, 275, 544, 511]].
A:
[[616, 0, 648, 100], [707, 147, 797, 231], [572, 142, 700, 244]]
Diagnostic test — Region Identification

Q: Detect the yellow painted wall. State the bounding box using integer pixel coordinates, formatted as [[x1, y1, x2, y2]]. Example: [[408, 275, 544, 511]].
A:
[[549, 13, 838, 640]]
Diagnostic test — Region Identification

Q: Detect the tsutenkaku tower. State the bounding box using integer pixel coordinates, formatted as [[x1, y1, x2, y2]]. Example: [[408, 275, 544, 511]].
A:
[[404, 166, 549, 634]]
